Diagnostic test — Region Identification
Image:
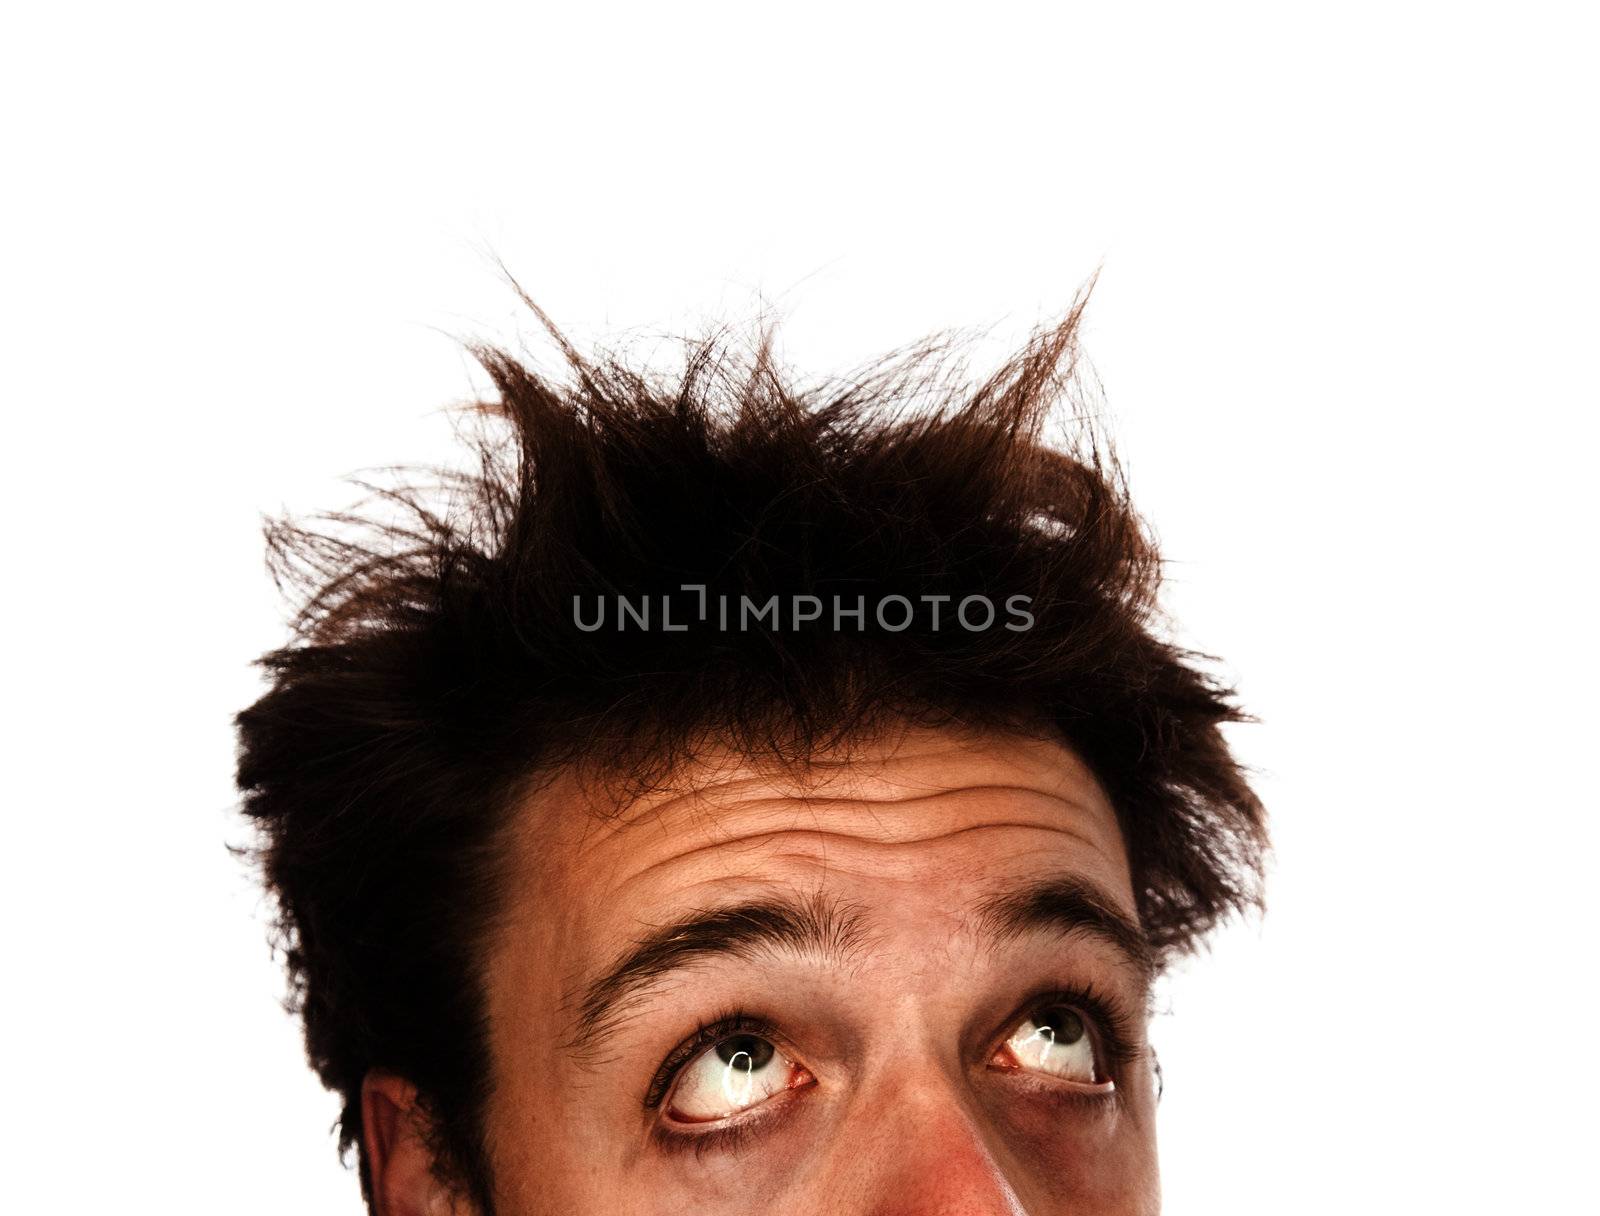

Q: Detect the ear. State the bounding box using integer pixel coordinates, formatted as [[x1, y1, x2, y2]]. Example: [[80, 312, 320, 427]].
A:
[[361, 1072, 472, 1216]]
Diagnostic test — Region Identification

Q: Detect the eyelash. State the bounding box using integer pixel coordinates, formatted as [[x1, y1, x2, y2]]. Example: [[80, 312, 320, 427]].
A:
[[1006, 981, 1140, 1081], [644, 982, 1139, 1123], [643, 1009, 779, 1111]]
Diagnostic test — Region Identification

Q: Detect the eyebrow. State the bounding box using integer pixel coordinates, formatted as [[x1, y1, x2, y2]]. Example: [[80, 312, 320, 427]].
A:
[[564, 891, 870, 1056], [971, 875, 1154, 981], [563, 875, 1150, 1058]]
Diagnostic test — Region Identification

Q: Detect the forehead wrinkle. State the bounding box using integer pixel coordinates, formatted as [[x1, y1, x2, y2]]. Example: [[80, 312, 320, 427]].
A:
[[601, 781, 1113, 849], [510, 730, 1136, 1077], [589, 736, 1107, 826], [615, 819, 1104, 890]]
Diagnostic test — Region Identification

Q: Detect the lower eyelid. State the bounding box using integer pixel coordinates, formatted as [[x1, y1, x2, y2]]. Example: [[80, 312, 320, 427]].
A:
[[655, 1077, 814, 1149], [988, 1064, 1120, 1118], [653, 1063, 1117, 1159], [652, 1117, 756, 1158], [991, 1064, 1116, 1093], [988, 1046, 1116, 1094]]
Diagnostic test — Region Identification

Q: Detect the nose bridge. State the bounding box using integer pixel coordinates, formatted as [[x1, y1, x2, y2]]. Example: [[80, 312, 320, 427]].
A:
[[837, 1061, 1028, 1216]]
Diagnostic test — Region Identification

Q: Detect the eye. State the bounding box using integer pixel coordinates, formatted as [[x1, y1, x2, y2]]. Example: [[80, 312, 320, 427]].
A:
[[666, 1033, 808, 1123], [994, 1002, 1104, 1085]]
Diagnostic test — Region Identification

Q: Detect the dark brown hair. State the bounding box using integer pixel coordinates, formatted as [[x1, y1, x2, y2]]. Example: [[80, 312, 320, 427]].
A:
[[235, 293, 1266, 1210]]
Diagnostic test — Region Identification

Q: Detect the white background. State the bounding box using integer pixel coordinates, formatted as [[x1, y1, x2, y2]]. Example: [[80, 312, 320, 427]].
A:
[[4, 3, 1596, 1212]]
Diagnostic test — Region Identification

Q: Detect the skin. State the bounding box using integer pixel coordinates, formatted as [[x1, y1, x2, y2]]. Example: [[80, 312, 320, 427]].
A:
[[364, 723, 1161, 1215]]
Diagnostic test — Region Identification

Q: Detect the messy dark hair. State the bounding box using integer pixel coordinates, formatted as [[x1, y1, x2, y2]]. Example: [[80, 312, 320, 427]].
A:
[[235, 291, 1267, 1211]]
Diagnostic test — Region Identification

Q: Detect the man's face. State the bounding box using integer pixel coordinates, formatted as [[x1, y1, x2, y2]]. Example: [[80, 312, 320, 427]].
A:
[[479, 725, 1159, 1215]]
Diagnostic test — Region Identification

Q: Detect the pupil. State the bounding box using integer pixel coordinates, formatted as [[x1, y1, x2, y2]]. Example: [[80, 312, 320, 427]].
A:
[[1036, 1007, 1085, 1045], [715, 1034, 774, 1070]]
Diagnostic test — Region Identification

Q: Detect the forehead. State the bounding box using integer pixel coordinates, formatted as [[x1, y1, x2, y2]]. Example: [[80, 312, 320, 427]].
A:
[[495, 725, 1136, 965]]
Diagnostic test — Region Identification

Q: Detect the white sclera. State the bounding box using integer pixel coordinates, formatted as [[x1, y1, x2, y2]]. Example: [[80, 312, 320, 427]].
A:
[[670, 1037, 794, 1121], [1006, 1008, 1097, 1082]]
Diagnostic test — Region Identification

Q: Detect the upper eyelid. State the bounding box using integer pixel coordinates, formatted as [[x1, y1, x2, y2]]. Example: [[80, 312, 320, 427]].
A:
[[641, 979, 1136, 1081]]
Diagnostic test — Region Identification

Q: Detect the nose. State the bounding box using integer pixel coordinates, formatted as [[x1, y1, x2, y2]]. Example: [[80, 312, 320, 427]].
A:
[[835, 1081, 1027, 1216]]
